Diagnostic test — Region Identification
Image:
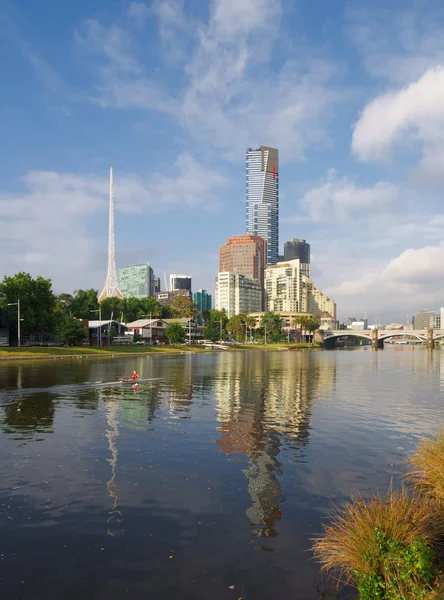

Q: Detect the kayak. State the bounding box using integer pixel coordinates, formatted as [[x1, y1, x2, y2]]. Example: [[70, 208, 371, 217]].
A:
[[94, 378, 160, 387]]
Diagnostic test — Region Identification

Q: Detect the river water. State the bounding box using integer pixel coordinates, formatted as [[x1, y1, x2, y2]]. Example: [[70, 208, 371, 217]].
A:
[[0, 348, 443, 599]]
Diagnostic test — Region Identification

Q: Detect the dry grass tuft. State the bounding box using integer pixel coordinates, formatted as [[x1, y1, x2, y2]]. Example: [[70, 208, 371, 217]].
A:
[[407, 429, 444, 504], [312, 487, 444, 588]]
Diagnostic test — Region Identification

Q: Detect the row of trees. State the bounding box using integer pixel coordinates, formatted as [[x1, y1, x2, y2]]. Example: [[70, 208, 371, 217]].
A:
[[201, 310, 321, 344], [0, 272, 200, 345]]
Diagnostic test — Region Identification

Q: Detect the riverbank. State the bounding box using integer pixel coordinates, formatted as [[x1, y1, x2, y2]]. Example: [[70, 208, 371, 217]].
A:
[[0, 342, 320, 361]]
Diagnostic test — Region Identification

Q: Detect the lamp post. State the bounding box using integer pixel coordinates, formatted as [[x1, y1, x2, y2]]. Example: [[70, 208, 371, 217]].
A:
[[7, 299, 22, 347], [91, 307, 102, 346]]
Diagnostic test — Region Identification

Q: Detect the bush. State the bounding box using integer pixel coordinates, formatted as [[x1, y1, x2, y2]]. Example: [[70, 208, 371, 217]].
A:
[[312, 488, 444, 599], [407, 428, 444, 505]]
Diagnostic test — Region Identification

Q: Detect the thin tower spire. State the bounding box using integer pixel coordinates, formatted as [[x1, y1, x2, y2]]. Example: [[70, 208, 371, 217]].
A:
[[98, 167, 123, 303]]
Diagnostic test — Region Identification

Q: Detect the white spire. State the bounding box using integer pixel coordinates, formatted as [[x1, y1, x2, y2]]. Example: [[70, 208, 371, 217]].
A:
[[98, 167, 123, 303]]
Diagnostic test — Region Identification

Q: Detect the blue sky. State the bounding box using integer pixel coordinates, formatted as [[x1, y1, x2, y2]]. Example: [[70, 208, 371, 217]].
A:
[[1, 0, 444, 322]]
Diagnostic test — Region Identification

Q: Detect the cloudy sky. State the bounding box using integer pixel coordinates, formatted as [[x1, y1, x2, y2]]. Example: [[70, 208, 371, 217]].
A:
[[1, 0, 444, 322]]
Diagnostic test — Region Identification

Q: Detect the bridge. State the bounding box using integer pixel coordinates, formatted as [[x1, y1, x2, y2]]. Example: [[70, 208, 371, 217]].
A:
[[321, 329, 444, 349]]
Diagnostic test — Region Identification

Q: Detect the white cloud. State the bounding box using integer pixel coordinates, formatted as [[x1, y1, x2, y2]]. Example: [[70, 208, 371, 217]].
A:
[[324, 243, 444, 320], [0, 157, 228, 291], [75, 0, 343, 162], [300, 169, 398, 221], [352, 66, 444, 163], [127, 2, 151, 28]]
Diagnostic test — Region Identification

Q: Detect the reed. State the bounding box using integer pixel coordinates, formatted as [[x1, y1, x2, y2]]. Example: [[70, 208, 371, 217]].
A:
[[313, 487, 444, 599], [407, 428, 444, 504]]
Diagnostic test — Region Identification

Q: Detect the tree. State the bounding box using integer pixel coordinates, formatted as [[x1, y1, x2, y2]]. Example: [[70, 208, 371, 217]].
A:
[[71, 289, 99, 319], [307, 316, 321, 344], [55, 315, 87, 345], [0, 272, 56, 335], [56, 293, 74, 314], [165, 322, 186, 344], [260, 311, 282, 342], [204, 321, 220, 342], [246, 316, 257, 342], [100, 297, 124, 321], [226, 315, 245, 342], [170, 295, 197, 318], [139, 296, 162, 318]]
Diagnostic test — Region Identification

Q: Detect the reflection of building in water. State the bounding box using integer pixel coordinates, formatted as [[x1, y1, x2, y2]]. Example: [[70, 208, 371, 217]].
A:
[[215, 352, 336, 541], [105, 397, 123, 537], [166, 356, 194, 418]]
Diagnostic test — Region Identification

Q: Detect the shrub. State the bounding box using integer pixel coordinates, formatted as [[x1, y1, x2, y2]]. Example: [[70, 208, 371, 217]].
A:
[[407, 429, 444, 505], [312, 488, 444, 599]]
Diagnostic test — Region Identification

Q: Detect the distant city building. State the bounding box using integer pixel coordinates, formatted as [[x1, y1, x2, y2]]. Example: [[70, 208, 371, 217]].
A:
[[152, 277, 161, 294], [119, 263, 153, 299], [386, 323, 404, 330], [441, 307, 444, 329], [215, 272, 262, 318], [194, 289, 212, 312], [348, 320, 368, 331], [170, 274, 192, 293], [156, 289, 192, 306], [413, 309, 434, 330], [219, 234, 267, 309], [435, 313, 441, 329], [284, 239, 310, 264], [246, 146, 279, 266]]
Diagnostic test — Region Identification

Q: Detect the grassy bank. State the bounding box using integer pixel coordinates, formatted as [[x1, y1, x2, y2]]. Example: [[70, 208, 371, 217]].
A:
[[0, 342, 321, 360]]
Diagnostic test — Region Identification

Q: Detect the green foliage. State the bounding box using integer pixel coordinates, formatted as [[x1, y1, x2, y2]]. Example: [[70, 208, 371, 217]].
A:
[[354, 528, 435, 600], [0, 272, 56, 334], [268, 331, 285, 343], [170, 295, 197, 318], [226, 314, 245, 342], [204, 321, 221, 342], [55, 315, 87, 345], [260, 311, 282, 334], [164, 322, 186, 344], [71, 289, 99, 319], [206, 309, 229, 329]]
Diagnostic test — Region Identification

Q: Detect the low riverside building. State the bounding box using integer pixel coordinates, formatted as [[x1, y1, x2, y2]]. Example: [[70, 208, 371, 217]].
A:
[[125, 318, 169, 344], [88, 320, 128, 346], [163, 318, 204, 342]]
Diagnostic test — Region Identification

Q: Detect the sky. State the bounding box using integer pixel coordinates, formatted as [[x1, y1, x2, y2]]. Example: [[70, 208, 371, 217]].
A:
[[1, 0, 444, 323]]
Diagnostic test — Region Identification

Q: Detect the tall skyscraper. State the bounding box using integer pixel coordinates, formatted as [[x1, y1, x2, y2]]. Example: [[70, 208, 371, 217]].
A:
[[284, 239, 310, 264], [246, 146, 279, 266], [215, 273, 262, 318], [119, 263, 154, 299], [152, 277, 161, 294], [99, 167, 123, 302], [194, 289, 212, 312], [170, 274, 192, 293]]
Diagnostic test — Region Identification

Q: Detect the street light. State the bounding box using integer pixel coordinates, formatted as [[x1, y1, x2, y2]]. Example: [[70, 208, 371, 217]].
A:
[[7, 299, 22, 347], [91, 307, 102, 346]]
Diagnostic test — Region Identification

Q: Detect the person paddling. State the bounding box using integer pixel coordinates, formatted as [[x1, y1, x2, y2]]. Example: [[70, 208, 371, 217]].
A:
[[129, 370, 140, 381]]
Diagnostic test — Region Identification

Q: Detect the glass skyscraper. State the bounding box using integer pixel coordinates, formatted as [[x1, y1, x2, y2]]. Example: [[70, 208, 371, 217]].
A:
[[194, 289, 212, 313], [119, 263, 153, 299], [246, 146, 279, 266]]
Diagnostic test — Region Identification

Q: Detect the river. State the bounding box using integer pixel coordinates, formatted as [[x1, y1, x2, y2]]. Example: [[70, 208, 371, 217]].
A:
[[0, 348, 443, 599]]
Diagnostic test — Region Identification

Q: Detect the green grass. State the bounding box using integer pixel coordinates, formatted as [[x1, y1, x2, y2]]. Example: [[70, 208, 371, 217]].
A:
[[407, 428, 444, 505], [0, 341, 321, 360]]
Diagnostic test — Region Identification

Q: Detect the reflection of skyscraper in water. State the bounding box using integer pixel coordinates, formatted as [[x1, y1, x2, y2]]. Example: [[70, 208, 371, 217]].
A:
[[215, 352, 336, 541], [166, 356, 194, 418], [104, 396, 123, 537]]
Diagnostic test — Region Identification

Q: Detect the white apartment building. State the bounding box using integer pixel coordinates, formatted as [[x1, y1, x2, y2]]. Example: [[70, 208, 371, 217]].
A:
[[264, 259, 303, 312], [215, 272, 262, 318]]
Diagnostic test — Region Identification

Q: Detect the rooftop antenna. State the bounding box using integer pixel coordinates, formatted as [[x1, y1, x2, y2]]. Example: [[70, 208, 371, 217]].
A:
[[98, 167, 123, 302]]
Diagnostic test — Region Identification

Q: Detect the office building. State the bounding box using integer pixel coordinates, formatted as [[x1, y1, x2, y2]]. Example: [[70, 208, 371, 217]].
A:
[[156, 289, 192, 306], [170, 274, 192, 293], [284, 239, 310, 264], [152, 277, 161, 294], [119, 263, 153, 299], [215, 272, 262, 318], [194, 289, 212, 313], [219, 234, 266, 309], [413, 309, 434, 330], [246, 146, 279, 266]]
